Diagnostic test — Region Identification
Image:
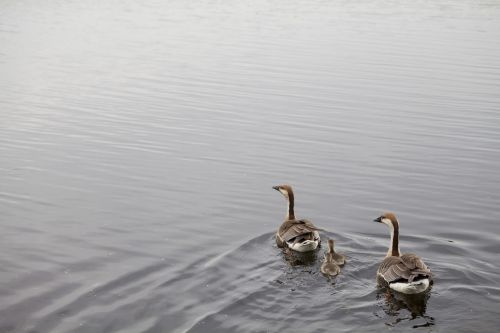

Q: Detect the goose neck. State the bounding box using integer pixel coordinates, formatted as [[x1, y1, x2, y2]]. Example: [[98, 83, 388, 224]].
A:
[[387, 220, 401, 257], [286, 192, 295, 220]]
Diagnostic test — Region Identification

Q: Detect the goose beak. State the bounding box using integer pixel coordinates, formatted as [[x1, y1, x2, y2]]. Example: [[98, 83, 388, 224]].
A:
[[373, 216, 382, 223], [272, 186, 280, 191]]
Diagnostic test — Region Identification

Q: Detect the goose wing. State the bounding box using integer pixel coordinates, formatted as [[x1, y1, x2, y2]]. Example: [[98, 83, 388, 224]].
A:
[[321, 262, 340, 276], [400, 253, 432, 281], [378, 254, 431, 283], [279, 219, 322, 242], [332, 253, 346, 266]]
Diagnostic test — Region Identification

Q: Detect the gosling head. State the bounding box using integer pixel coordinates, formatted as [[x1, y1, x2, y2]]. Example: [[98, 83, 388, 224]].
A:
[[327, 239, 335, 253], [373, 212, 399, 227], [272, 184, 294, 199]]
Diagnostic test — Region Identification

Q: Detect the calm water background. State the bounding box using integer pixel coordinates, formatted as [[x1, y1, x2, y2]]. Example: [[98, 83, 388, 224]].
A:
[[1, 0, 500, 332]]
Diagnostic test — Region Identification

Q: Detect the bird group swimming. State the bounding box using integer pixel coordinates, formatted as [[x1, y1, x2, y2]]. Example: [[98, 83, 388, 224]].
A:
[[273, 184, 433, 294]]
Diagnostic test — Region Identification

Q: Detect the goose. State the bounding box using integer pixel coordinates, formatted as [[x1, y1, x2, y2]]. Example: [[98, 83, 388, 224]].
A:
[[321, 239, 341, 276], [373, 212, 432, 294], [325, 239, 346, 266], [272, 185, 321, 252]]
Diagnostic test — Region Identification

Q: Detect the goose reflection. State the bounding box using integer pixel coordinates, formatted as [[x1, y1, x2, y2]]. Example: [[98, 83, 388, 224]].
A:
[[281, 247, 318, 266], [377, 287, 435, 328]]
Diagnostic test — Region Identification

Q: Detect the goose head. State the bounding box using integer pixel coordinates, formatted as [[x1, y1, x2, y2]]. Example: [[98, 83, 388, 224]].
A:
[[272, 184, 293, 199], [373, 212, 399, 227], [323, 239, 335, 262], [327, 239, 335, 253], [374, 211, 401, 257]]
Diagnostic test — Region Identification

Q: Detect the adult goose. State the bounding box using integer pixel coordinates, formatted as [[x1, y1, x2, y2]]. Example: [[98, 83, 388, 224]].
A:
[[373, 212, 432, 294], [272, 185, 321, 252]]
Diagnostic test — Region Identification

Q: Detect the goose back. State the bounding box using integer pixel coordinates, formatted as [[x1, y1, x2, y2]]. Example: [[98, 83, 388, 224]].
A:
[[378, 253, 432, 283], [278, 218, 322, 243]]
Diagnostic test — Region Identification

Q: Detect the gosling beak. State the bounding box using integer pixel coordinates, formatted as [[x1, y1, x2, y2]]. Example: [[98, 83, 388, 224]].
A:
[[272, 186, 280, 191], [373, 216, 382, 223]]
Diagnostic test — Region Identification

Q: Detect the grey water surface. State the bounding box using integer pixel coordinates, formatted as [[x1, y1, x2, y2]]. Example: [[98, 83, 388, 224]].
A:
[[1, 0, 500, 332]]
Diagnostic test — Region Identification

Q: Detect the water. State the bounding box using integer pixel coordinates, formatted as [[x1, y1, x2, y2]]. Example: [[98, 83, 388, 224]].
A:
[[1, 0, 500, 332]]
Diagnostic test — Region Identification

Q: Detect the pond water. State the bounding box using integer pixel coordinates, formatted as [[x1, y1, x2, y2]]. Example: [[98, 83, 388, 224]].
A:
[[1, 0, 500, 332]]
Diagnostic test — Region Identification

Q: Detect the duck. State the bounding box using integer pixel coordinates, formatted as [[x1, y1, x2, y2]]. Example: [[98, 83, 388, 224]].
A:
[[321, 239, 341, 276], [373, 212, 432, 294], [272, 185, 322, 252]]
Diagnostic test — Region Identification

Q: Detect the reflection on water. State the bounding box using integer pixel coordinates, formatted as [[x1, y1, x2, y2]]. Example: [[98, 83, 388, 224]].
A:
[[377, 287, 434, 328], [281, 246, 320, 267]]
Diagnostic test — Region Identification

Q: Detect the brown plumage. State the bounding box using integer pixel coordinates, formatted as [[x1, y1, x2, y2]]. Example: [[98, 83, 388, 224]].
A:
[[321, 239, 340, 276], [325, 239, 346, 266], [378, 254, 431, 283], [321, 260, 340, 276], [277, 218, 322, 245], [273, 185, 322, 251], [374, 212, 432, 292]]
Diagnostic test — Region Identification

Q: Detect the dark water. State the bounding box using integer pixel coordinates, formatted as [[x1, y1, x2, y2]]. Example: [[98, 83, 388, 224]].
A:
[[1, 0, 500, 332]]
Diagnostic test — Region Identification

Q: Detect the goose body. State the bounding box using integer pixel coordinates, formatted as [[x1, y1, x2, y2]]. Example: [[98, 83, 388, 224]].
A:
[[326, 239, 346, 266], [273, 185, 321, 252], [374, 212, 432, 294], [321, 239, 343, 276], [320, 260, 340, 276]]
